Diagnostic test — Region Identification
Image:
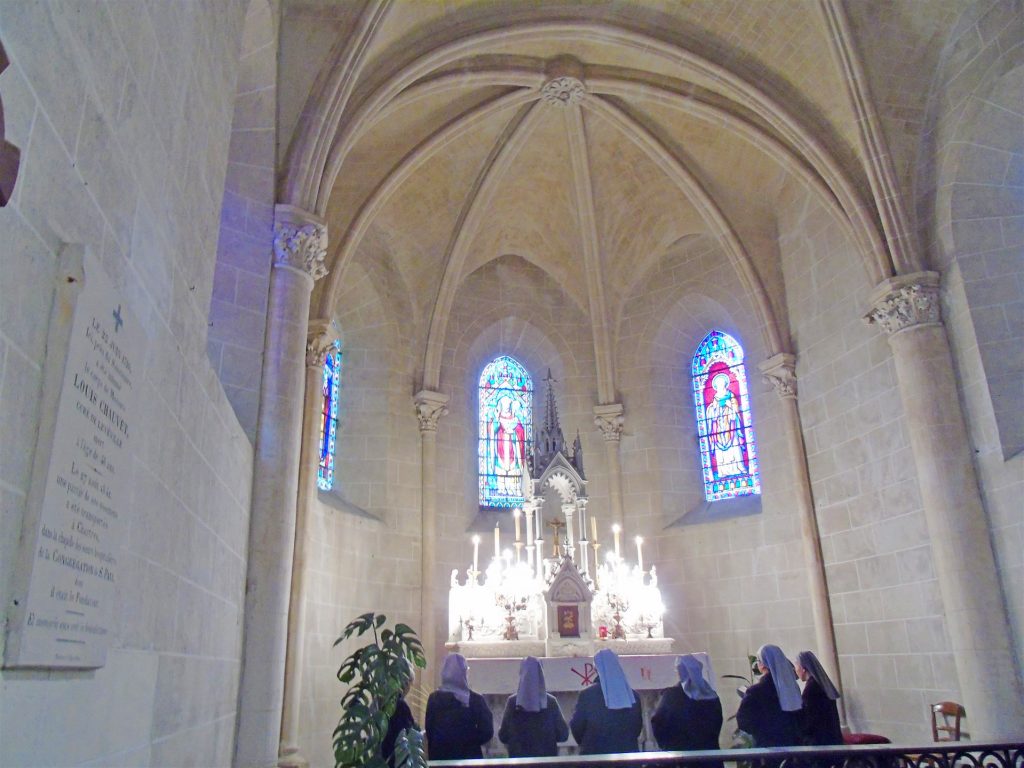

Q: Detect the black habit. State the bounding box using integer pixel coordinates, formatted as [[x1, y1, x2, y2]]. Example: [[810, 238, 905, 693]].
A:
[[498, 693, 569, 757], [800, 677, 843, 746], [569, 682, 644, 755], [651, 686, 724, 757], [424, 690, 494, 761], [735, 674, 801, 749], [381, 696, 417, 768]]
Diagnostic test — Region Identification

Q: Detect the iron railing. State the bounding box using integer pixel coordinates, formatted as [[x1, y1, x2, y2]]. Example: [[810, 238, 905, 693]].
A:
[[429, 741, 1023, 768]]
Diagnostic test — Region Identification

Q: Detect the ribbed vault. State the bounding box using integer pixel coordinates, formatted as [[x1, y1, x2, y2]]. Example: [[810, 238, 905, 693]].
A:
[[276, 2, 965, 397]]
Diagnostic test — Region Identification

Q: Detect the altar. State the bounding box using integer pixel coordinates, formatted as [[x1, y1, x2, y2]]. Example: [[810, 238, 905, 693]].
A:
[[459, 653, 717, 756], [443, 374, 692, 754]]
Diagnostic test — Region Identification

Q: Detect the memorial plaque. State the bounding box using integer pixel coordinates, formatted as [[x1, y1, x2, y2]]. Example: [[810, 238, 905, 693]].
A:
[[4, 253, 143, 668]]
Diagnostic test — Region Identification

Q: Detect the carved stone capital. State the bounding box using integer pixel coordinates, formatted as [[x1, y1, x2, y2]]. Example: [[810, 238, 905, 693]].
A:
[[414, 390, 449, 433], [760, 353, 798, 400], [864, 271, 941, 336], [541, 76, 585, 107], [593, 403, 625, 442], [305, 319, 340, 369], [273, 204, 328, 281]]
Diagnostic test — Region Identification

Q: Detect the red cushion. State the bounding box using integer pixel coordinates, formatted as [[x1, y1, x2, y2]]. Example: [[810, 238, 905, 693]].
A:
[[844, 733, 892, 745]]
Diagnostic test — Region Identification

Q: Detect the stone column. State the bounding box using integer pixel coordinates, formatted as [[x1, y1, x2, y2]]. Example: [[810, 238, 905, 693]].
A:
[[593, 403, 625, 528], [760, 353, 847, 726], [234, 205, 328, 767], [865, 271, 1024, 739], [278, 320, 338, 768], [414, 389, 449, 704]]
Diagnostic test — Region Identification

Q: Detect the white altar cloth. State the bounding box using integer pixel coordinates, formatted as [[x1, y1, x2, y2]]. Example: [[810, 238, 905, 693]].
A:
[[464, 652, 713, 695]]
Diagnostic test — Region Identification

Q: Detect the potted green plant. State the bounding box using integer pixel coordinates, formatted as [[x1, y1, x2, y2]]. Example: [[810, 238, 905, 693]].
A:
[[333, 613, 427, 768]]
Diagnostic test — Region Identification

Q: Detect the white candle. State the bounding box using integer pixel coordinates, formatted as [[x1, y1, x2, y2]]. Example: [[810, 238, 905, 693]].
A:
[[472, 534, 480, 573], [514, 508, 522, 542], [635, 535, 644, 573], [612, 524, 621, 558], [590, 516, 598, 545], [525, 507, 534, 546], [494, 524, 500, 560]]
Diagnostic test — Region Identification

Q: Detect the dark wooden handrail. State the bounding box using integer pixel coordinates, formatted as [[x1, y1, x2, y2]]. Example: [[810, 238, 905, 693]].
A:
[[430, 740, 1024, 767]]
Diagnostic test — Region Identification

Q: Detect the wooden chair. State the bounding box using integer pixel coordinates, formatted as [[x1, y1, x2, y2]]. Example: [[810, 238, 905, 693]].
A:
[[931, 701, 965, 742]]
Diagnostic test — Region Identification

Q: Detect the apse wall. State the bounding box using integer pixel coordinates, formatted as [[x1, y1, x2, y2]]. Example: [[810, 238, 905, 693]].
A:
[[920, 0, 1024, 672], [777, 183, 957, 741], [433, 256, 603, 666], [0, 3, 252, 766], [299, 253, 421, 767], [616, 236, 814, 735]]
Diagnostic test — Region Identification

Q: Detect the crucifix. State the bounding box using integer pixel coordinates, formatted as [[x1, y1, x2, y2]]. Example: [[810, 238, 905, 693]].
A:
[[548, 519, 566, 558]]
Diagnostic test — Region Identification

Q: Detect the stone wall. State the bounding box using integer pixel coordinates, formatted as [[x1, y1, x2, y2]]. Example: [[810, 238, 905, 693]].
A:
[[919, 0, 1024, 676], [298, 253, 422, 767], [208, 0, 279, 441], [615, 235, 815, 736], [778, 182, 957, 741], [0, 2, 252, 766]]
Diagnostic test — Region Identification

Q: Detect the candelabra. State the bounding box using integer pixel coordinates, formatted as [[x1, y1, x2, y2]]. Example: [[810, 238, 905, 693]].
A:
[[495, 591, 529, 640], [605, 590, 629, 640]]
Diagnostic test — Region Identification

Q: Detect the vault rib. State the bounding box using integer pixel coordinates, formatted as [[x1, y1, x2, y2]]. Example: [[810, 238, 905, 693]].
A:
[[319, 88, 537, 317], [563, 103, 616, 404], [586, 95, 784, 356], [421, 102, 546, 391]]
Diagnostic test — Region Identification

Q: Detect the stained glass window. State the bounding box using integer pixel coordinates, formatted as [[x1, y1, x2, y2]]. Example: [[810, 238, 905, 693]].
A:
[[479, 356, 533, 507], [317, 341, 342, 492], [691, 331, 761, 501]]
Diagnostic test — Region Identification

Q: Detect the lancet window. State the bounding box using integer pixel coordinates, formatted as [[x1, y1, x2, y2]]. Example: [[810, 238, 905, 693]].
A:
[[317, 340, 342, 492], [478, 355, 534, 508], [691, 331, 761, 501]]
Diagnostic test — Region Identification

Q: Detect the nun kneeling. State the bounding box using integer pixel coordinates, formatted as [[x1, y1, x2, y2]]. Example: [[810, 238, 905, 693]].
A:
[[569, 648, 643, 755], [795, 650, 843, 746], [736, 644, 802, 768], [651, 654, 724, 764], [498, 656, 569, 757], [424, 653, 494, 761]]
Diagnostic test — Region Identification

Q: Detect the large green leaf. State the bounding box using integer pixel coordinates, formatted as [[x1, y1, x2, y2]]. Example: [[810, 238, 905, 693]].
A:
[[333, 613, 428, 768]]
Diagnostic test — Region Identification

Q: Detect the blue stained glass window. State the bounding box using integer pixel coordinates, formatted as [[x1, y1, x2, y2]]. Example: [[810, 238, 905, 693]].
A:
[[318, 341, 342, 492], [478, 356, 533, 507], [691, 331, 761, 501]]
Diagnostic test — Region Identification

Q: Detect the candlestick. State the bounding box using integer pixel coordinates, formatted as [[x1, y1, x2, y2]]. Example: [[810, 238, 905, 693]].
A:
[[635, 535, 644, 573], [612, 523, 621, 558], [494, 523, 500, 560], [472, 534, 480, 573], [590, 516, 598, 545], [514, 508, 522, 542]]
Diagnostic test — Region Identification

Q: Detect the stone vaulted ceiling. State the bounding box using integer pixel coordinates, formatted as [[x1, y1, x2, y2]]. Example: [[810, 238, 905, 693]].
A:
[[277, 0, 975, 390]]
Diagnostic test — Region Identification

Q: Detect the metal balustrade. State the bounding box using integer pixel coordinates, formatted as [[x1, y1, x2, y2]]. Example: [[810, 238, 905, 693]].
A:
[[429, 741, 1023, 768]]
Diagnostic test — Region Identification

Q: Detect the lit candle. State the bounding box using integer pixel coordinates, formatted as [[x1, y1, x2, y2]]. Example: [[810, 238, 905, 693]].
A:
[[514, 508, 522, 542], [472, 534, 480, 573], [590, 516, 598, 545], [612, 524, 621, 558], [494, 523, 500, 560], [635, 535, 644, 573]]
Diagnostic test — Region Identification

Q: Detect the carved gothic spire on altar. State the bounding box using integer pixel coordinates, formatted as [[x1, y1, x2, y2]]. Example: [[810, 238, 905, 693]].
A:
[[532, 370, 585, 478]]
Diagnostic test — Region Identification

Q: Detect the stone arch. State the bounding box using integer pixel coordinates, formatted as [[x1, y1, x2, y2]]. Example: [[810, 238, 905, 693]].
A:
[[287, 16, 891, 290], [930, 27, 1023, 460], [206, 0, 277, 440]]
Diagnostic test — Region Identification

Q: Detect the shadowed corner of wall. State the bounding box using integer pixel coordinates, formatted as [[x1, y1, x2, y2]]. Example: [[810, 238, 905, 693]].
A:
[[666, 495, 762, 528], [0, 38, 23, 207]]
